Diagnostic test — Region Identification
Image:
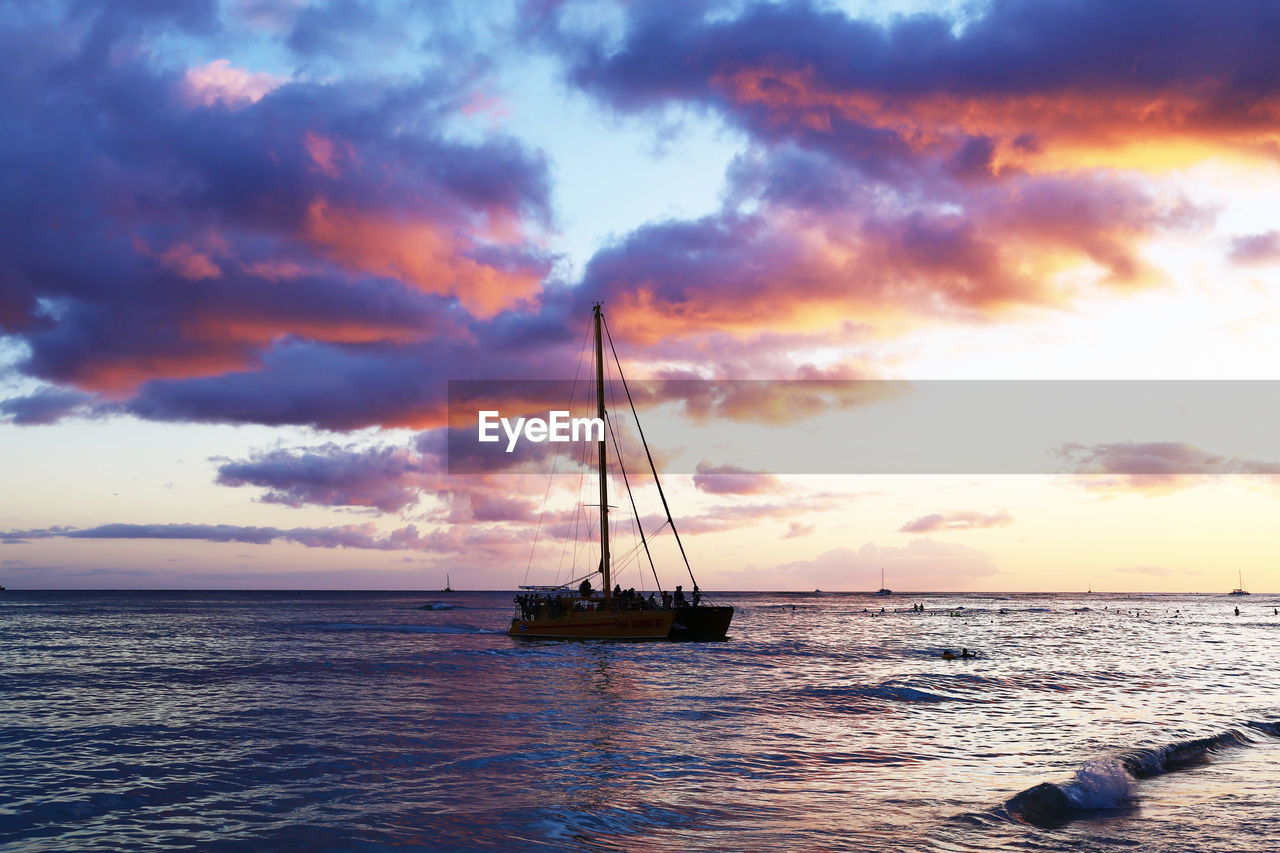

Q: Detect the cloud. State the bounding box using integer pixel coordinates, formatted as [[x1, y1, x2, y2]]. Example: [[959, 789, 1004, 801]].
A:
[[214, 433, 548, 523], [0, 520, 527, 556], [669, 491, 848, 536], [0, 10, 555, 428], [1056, 441, 1280, 493], [555, 0, 1280, 175], [525, 0, 1225, 351], [181, 59, 284, 107], [1229, 231, 1280, 265], [782, 521, 813, 539], [216, 444, 432, 513], [0, 389, 95, 425], [692, 462, 781, 495], [899, 510, 1014, 533]]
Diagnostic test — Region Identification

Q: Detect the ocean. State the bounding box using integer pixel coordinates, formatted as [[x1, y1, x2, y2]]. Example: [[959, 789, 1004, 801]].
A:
[[2, 590, 1278, 851]]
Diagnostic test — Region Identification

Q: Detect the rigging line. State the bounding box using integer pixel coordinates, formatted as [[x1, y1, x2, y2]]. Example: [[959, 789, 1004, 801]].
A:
[[527, 319, 593, 586], [601, 312, 699, 590], [561, 372, 598, 586], [606, 358, 645, 594], [605, 403, 663, 594], [561, 337, 599, 587]]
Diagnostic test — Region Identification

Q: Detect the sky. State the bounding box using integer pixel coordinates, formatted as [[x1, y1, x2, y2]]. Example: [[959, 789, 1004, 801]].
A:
[[3, 0, 1280, 592]]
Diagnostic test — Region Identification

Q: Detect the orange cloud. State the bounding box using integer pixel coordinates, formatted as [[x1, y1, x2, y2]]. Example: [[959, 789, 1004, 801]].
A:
[[713, 66, 1280, 174], [72, 352, 256, 395], [304, 131, 356, 178], [591, 183, 1188, 347], [304, 199, 544, 317], [160, 244, 222, 280]]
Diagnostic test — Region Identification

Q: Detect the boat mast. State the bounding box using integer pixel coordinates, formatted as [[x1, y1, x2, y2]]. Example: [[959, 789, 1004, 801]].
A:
[[594, 303, 611, 599], [600, 314, 700, 590]]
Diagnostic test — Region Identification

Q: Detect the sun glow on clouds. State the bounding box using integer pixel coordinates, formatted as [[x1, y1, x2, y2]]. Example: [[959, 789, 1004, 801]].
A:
[[714, 67, 1280, 175], [303, 200, 545, 318]]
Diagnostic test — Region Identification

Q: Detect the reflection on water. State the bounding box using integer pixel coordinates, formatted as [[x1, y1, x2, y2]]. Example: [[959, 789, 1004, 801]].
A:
[[2, 590, 1279, 851]]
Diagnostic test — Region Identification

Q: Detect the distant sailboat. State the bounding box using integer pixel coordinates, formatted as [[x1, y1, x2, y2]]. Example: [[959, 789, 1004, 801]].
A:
[[875, 567, 892, 596], [441, 574, 454, 593], [1229, 570, 1250, 596]]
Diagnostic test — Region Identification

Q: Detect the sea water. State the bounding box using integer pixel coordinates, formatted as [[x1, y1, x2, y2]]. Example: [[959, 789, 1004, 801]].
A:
[[3, 590, 1279, 851]]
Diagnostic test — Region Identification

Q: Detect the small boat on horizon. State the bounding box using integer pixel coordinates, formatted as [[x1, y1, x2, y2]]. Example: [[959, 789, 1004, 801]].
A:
[[1229, 570, 1250, 596], [441, 574, 454, 593], [875, 567, 892, 596]]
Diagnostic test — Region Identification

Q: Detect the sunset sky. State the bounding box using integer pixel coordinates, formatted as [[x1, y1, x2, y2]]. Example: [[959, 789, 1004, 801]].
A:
[[3, 0, 1280, 592]]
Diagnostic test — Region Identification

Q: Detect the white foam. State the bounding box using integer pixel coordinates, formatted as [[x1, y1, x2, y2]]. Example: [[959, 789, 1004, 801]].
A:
[[1062, 759, 1135, 810]]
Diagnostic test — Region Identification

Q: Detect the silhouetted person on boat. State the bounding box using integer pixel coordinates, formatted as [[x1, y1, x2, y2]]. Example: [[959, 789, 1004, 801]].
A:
[[662, 590, 672, 609], [579, 579, 592, 598], [674, 585, 687, 607], [692, 585, 702, 606]]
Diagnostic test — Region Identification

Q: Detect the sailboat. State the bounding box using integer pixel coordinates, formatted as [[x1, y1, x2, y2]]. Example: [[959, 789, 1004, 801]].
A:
[[875, 567, 892, 596], [508, 304, 734, 640], [1229, 570, 1250, 596], [441, 574, 454, 593]]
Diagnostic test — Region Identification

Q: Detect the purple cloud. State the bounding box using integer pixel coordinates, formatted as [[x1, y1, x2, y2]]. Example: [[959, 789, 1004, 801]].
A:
[[0, 5, 556, 429], [1057, 441, 1280, 493], [0, 389, 95, 425], [1229, 231, 1280, 265], [899, 511, 1014, 534], [692, 462, 781, 495], [216, 445, 430, 513], [0, 520, 524, 555]]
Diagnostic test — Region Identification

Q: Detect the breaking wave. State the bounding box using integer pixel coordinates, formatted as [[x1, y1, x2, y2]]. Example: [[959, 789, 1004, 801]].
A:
[[1002, 722, 1280, 827]]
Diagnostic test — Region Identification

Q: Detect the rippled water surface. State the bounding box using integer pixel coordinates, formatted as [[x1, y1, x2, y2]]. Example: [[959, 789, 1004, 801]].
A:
[[3, 590, 1280, 851]]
